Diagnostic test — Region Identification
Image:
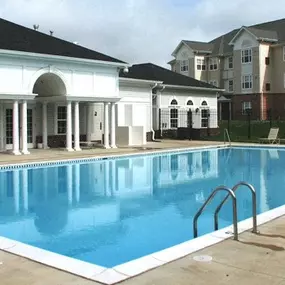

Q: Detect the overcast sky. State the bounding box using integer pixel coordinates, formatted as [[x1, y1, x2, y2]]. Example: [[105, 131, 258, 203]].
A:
[[1, 0, 285, 67]]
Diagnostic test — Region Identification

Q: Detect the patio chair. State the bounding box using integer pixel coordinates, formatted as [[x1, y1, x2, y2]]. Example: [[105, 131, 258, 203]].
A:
[[259, 128, 280, 144]]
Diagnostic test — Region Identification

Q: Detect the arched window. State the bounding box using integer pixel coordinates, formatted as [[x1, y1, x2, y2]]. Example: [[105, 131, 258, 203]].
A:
[[201, 100, 208, 106], [187, 100, 194, 106], [170, 99, 178, 128], [170, 99, 178, 105]]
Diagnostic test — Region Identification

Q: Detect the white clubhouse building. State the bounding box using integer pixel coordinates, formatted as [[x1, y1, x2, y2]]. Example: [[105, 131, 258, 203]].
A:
[[0, 18, 223, 155]]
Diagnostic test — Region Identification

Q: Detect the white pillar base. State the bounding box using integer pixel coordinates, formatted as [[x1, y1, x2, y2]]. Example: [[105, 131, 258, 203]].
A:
[[43, 146, 50, 150], [65, 148, 74, 152], [110, 145, 117, 149], [104, 145, 111, 149], [74, 147, 82, 151], [12, 150, 21, 156], [21, 150, 30, 155]]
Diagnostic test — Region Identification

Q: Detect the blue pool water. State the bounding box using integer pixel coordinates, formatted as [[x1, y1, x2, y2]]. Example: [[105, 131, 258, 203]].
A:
[[0, 147, 284, 267]]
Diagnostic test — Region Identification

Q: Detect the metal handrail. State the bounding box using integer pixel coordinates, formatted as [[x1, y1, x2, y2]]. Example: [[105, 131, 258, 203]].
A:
[[214, 182, 257, 234], [224, 128, 231, 145], [193, 186, 238, 240]]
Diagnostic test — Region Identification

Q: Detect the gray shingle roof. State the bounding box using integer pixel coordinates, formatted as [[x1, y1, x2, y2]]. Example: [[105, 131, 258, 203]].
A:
[[246, 27, 278, 41], [0, 17, 126, 64], [120, 63, 220, 89], [180, 18, 285, 56], [183, 40, 213, 52]]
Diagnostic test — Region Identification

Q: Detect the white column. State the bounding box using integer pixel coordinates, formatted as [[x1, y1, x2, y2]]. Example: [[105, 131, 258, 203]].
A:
[[66, 101, 74, 151], [42, 102, 49, 149], [110, 102, 117, 148], [12, 100, 21, 155], [74, 101, 81, 151], [104, 102, 110, 149], [21, 100, 30, 154]]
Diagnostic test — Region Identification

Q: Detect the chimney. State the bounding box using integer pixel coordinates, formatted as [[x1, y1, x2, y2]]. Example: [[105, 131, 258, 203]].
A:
[[33, 24, 39, 31], [50, 30, 54, 36]]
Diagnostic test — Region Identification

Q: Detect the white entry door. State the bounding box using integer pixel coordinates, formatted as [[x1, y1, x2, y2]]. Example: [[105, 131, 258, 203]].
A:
[[5, 107, 35, 150], [87, 103, 103, 141]]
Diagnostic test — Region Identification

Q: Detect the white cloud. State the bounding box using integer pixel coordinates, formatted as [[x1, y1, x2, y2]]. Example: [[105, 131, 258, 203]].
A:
[[0, 0, 285, 67]]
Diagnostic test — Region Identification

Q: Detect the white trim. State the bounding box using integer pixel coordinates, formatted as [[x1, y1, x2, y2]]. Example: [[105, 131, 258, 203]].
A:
[[229, 26, 257, 45], [171, 40, 193, 57], [28, 66, 71, 95], [241, 48, 252, 64], [0, 48, 130, 69], [162, 84, 224, 92], [241, 74, 253, 90], [119, 77, 162, 85]]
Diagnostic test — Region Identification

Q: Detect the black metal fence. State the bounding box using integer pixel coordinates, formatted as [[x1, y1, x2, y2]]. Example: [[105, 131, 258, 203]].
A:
[[156, 107, 285, 142], [156, 108, 213, 140]]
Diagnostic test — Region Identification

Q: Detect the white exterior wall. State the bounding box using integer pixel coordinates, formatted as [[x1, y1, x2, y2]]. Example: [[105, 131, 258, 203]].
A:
[[118, 84, 151, 132], [157, 88, 218, 129], [0, 55, 119, 98]]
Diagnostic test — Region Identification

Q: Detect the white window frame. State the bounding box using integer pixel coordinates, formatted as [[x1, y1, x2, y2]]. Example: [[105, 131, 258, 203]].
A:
[[201, 108, 210, 128], [241, 49, 252, 64], [283, 46, 285, 61], [209, 58, 218, 70], [180, 60, 189, 72], [228, 56, 233, 69], [228, 80, 233, 92], [55, 105, 67, 135], [197, 58, 206, 70], [242, 101, 252, 115], [242, 75, 252, 90]]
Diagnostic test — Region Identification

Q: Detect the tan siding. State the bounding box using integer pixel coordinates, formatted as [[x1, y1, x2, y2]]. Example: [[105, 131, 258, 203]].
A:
[[189, 58, 195, 78], [233, 50, 241, 93], [252, 47, 260, 93], [271, 46, 285, 93]]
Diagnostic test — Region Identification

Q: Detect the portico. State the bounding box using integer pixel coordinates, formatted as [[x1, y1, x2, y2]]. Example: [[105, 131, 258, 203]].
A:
[[36, 96, 119, 153]]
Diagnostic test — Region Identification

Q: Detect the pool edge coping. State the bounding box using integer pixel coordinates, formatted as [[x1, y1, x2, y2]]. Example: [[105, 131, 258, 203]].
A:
[[1, 203, 285, 284], [0, 144, 228, 170]]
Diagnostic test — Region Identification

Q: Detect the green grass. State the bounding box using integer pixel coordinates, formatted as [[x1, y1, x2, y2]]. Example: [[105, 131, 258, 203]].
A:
[[202, 120, 285, 143]]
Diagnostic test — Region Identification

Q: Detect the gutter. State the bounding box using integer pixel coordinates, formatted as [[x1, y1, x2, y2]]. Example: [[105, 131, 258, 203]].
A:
[[0, 48, 130, 69], [163, 84, 225, 92]]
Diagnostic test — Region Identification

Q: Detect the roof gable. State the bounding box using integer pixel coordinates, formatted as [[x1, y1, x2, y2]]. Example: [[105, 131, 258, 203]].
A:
[[171, 40, 193, 57], [229, 26, 278, 45], [0, 18, 126, 64]]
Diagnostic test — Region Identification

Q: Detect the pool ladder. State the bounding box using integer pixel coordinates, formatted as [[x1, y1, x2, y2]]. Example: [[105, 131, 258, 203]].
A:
[[193, 182, 258, 241]]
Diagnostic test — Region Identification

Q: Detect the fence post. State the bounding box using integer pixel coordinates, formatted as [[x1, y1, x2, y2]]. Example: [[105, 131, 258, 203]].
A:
[[267, 108, 272, 128], [246, 108, 252, 139]]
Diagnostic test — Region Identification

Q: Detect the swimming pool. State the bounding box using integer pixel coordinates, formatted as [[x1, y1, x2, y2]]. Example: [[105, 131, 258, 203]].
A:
[[1, 145, 285, 283]]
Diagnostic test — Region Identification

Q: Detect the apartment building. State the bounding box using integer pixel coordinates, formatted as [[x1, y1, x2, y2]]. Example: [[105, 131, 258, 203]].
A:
[[168, 18, 285, 120]]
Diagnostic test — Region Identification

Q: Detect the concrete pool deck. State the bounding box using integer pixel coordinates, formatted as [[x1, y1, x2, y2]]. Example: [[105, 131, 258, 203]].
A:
[[1, 216, 285, 285], [1, 140, 285, 284], [0, 139, 223, 166]]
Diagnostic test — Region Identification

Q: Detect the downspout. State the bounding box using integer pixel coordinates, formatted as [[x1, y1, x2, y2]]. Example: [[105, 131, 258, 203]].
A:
[[158, 86, 166, 139], [150, 83, 158, 141]]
